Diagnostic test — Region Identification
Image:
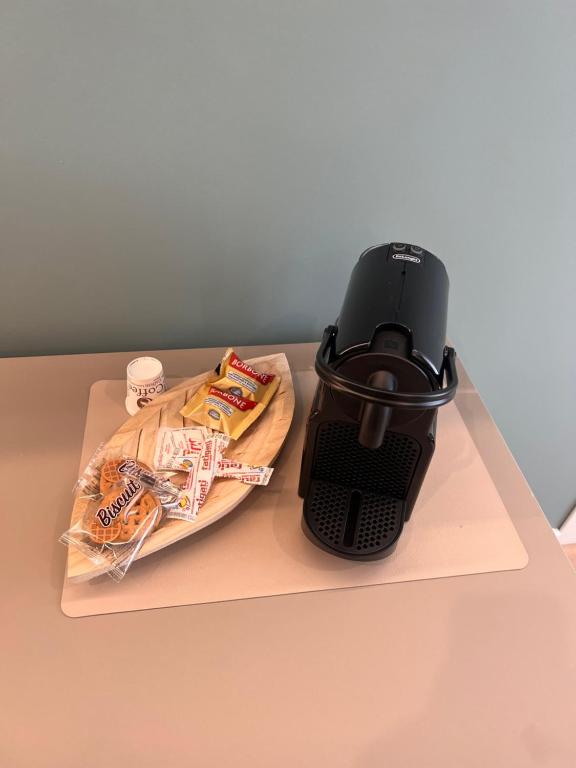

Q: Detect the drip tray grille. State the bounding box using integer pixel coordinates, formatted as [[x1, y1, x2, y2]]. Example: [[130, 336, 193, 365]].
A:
[[304, 480, 404, 560]]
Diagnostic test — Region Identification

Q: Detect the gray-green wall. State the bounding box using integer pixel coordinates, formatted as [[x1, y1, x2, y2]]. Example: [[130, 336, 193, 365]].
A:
[[1, 1, 575, 527]]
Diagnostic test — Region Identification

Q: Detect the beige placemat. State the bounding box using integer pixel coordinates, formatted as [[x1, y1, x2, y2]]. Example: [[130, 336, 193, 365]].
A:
[[61, 370, 528, 617]]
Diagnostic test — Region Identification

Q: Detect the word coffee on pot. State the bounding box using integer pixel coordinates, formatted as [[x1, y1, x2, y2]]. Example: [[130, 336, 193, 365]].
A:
[[125, 356, 166, 415]]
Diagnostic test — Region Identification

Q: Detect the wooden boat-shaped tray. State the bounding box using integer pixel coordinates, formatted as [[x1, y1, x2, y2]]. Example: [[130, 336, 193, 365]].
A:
[[66, 353, 294, 582]]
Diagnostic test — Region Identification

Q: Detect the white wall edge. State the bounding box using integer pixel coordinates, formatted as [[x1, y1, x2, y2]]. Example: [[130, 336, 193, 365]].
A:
[[556, 505, 576, 545]]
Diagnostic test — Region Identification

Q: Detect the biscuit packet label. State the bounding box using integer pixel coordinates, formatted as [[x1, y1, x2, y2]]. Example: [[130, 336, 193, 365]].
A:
[[211, 348, 280, 404], [95, 479, 143, 528], [116, 457, 181, 499], [117, 455, 197, 521]]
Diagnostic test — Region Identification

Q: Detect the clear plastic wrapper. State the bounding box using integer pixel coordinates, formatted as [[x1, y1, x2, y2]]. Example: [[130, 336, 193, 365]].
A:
[[75, 442, 107, 496], [61, 453, 190, 581], [60, 489, 162, 581], [115, 457, 182, 498]]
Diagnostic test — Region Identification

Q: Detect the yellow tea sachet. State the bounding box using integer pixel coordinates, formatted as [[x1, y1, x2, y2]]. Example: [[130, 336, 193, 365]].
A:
[[211, 348, 279, 403], [181, 385, 265, 440], [181, 350, 280, 439]]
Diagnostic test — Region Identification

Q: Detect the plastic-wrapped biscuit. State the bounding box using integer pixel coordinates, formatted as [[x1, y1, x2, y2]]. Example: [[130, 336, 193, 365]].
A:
[[60, 452, 190, 581], [114, 457, 181, 498], [117, 491, 162, 543]]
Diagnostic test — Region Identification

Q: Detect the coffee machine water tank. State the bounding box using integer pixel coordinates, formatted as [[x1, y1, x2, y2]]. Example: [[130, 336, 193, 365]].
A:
[[298, 242, 458, 559]]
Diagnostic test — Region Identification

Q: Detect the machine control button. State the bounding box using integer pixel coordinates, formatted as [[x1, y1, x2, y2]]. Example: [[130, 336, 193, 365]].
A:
[[392, 243, 406, 251], [410, 245, 423, 255]]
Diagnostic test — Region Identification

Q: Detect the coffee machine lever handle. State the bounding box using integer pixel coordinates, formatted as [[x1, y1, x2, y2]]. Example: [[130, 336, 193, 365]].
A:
[[315, 325, 458, 409]]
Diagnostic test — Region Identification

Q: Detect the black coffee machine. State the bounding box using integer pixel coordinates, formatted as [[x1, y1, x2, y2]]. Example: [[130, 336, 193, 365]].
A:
[[298, 242, 458, 560]]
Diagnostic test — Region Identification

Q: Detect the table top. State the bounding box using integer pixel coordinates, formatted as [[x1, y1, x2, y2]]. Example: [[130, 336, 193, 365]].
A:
[[2, 343, 576, 768]]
